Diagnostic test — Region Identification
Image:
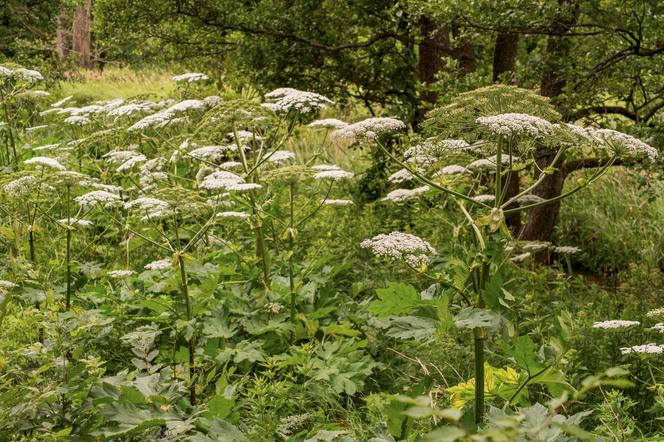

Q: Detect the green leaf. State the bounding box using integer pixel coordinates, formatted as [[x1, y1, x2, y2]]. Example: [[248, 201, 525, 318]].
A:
[[422, 426, 466, 442], [386, 316, 436, 341], [454, 308, 502, 330], [369, 282, 422, 317], [512, 335, 545, 373]]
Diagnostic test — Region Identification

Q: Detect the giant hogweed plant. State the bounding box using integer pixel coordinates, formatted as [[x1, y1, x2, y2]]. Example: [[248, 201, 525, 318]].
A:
[[343, 86, 658, 426]]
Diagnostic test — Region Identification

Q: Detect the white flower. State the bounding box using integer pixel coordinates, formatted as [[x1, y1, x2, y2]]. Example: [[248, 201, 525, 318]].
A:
[[590, 128, 658, 161], [24, 157, 66, 171], [220, 161, 243, 170], [405, 139, 472, 167], [592, 320, 640, 329], [467, 158, 497, 171], [620, 343, 664, 354], [216, 211, 250, 219], [4, 176, 38, 195], [646, 308, 664, 319], [25, 125, 49, 132], [331, 117, 406, 141], [383, 186, 429, 202], [313, 170, 354, 181], [0, 280, 17, 290], [311, 164, 341, 171], [144, 258, 172, 271], [187, 145, 230, 161], [651, 323, 664, 333], [388, 168, 414, 184], [516, 194, 546, 205], [107, 103, 152, 118], [103, 150, 139, 163], [79, 181, 124, 192], [266, 150, 295, 163], [51, 96, 73, 107], [75, 190, 122, 210], [521, 241, 551, 252], [227, 130, 262, 142], [58, 218, 93, 227], [323, 199, 353, 206], [510, 252, 531, 263], [125, 197, 171, 220], [264, 87, 333, 115], [172, 72, 209, 83], [225, 182, 262, 192], [472, 194, 495, 204], [554, 246, 581, 254], [108, 270, 136, 279], [204, 95, 223, 107], [32, 143, 60, 151], [434, 165, 469, 176], [476, 113, 555, 138], [116, 154, 147, 172], [64, 115, 91, 125], [168, 99, 207, 113], [200, 171, 245, 190], [361, 231, 436, 267], [13, 68, 44, 83], [308, 118, 348, 129]]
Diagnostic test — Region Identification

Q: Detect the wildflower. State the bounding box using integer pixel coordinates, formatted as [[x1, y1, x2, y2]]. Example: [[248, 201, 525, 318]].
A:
[[51, 96, 73, 107], [58, 218, 93, 227], [13, 68, 44, 83], [476, 113, 555, 138], [434, 165, 469, 176], [220, 161, 242, 169], [24, 156, 67, 171], [0, 280, 17, 290], [3, 176, 38, 195], [125, 197, 171, 220], [107, 270, 136, 279], [227, 130, 262, 142], [64, 115, 91, 125], [591, 128, 658, 161], [264, 87, 333, 115], [116, 154, 147, 173], [308, 118, 348, 129], [516, 194, 545, 205], [361, 231, 436, 267], [172, 72, 209, 83], [554, 246, 581, 254], [472, 194, 495, 204], [311, 164, 341, 171], [188, 145, 230, 161], [510, 252, 531, 263], [405, 139, 472, 166], [313, 170, 354, 181], [651, 323, 664, 333], [144, 258, 172, 271], [592, 320, 640, 329], [216, 211, 250, 219], [75, 190, 122, 210], [467, 159, 497, 171], [646, 308, 664, 319], [32, 143, 60, 152], [521, 241, 551, 252], [266, 150, 295, 163], [323, 199, 354, 206], [79, 181, 124, 193], [383, 186, 429, 202], [620, 343, 664, 354], [388, 168, 414, 184], [200, 171, 245, 190], [331, 117, 406, 141], [225, 182, 262, 192], [203, 95, 223, 107], [265, 303, 284, 314], [25, 125, 49, 132], [107, 103, 152, 118]]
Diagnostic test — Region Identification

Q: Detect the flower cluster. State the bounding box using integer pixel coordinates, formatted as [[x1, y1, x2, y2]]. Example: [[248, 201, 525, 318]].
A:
[[75, 190, 123, 210], [331, 117, 406, 142], [263, 88, 333, 116], [476, 113, 555, 138], [383, 186, 429, 202], [592, 320, 640, 330], [313, 170, 354, 181], [322, 199, 353, 206], [172, 72, 209, 83], [361, 231, 436, 267], [308, 118, 348, 129], [144, 258, 172, 271], [388, 168, 414, 184], [620, 344, 664, 355], [554, 246, 581, 254], [590, 128, 658, 161], [24, 156, 67, 171]]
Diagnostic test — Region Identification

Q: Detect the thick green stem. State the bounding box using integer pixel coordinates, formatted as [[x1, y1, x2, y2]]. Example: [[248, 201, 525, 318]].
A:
[[288, 183, 296, 321], [474, 327, 485, 424], [0, 89, 17, 165], [177, 253, 196, 405], [65, 185, 72, 311]]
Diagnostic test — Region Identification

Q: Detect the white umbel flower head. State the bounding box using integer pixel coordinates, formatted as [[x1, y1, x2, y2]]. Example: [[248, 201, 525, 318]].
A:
[[216, 211, 250, 219], [266, 150, 295, 163], [646, 308, 664, 319], [116, 154, 147, 173], [0, 280, 18, 290], [313, 170, 354, 181], [554, 246, 581, 254], [591, 128, 658, 161], [592, 320, 640, 330], [388, 168, 414, 184], [308, 118, 349, 129], [13, 68, 44, 83], [434, 165, 470, 176], [172, 72, 209, 83], [651, 323, 664, 333], [64, 115, 91, 125], [516, 194, 546, 205], [323, 199, 354, 206], [75, 190, 122, 210], [383, 186, 429, 202], [200, 170, 244, 190], [24, 157, 67, 171], [471, 194, 495, 204], [58, 218, 93, 228], [107, 270, 136, 279], [476, 113, 555, 138], [311, 164, 341, 171], [361, 231, 436, 267], [331, 117, 406, 141], [3, 176, 39, 196], [620, 343, 664, 354], [125, 197, 171, 220], [510, 252, 532, 263], [264, 87, 333, 115], [144, 258, 173, 271]]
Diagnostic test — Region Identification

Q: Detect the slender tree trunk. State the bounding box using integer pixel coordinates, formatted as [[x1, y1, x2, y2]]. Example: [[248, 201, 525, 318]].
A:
[[417, 18, 449, 107], [55, 9, 69, 62], [492, 32, 519, 82], [71, 0, 93, 68], [521, 0, 579, 249]]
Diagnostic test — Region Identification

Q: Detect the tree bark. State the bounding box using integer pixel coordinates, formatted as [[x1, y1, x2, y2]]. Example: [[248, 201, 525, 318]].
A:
[[521, 0, 579, 248], [492, 32, 519, 82], [417, 17, 449, 106], [71, 0, 93, 68], [55, 9, 69, 62]]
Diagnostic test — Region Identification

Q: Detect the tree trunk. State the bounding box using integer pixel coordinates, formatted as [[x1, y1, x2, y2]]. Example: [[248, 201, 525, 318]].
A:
[[71, 0, 93, 68], [492, 32, 519, 82], [417, 17, 449, 106], [55, 10, 69, 62], [521, 0, 579, 248], [451, 20, 476, 75]]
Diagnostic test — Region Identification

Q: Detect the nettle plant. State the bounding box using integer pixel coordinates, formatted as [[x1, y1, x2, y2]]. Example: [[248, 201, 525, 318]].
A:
[[348, 86, 658, 427]]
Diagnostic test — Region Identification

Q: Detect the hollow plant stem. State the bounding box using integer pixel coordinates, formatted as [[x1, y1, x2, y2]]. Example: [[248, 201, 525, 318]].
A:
[[288, 182, 296, 321], [65, 185, 72, 311], [177, 253, 196, 405], [474, 261, 490, 424]]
